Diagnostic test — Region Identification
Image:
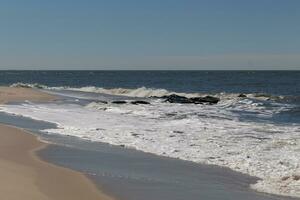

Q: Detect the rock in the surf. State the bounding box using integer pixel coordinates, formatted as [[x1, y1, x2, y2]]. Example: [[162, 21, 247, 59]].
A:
[[164, 94, 193, 104], [131, 100, 150, 105], [163, 94, 220, 104], [189, 96, 220, 104], [112, 100, 127, 104], [238, 93, 247, 98]]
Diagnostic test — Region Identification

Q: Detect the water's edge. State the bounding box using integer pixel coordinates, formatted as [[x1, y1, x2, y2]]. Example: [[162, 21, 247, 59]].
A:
[[0, 112, 298, 200]]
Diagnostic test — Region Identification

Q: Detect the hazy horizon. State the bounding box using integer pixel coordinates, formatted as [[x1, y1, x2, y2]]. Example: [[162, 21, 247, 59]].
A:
[[1, 1, 299, 70]]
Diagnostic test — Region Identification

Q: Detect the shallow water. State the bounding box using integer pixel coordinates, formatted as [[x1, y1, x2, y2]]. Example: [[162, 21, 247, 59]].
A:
[[0, 70, 299, 198], [40, 140, 295, 200], [0, 112, 298, 200], [1, 89, 299, 197]]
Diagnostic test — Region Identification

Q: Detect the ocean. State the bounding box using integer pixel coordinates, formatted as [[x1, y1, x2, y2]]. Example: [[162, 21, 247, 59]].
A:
[[1, 70, 299, 95], [0, 70, 299, 199]]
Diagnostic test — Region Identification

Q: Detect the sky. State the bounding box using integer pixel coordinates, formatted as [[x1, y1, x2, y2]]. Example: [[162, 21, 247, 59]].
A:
[[0, 0, 299, 70]]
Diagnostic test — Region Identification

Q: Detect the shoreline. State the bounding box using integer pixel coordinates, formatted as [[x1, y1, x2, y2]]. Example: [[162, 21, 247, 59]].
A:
[[1, 86, 299, 199], [0, 86, 114, 200], [39, 131, 299, 200], [0, 123, 114, 200]]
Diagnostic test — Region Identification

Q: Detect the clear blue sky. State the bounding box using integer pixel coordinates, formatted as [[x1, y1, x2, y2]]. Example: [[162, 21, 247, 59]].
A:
[[0, 0, 299, 69]]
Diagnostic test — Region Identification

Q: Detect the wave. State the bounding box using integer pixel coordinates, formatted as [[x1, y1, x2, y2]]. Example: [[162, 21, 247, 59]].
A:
[[4, 82, 300, 198], [69, 86, 178, 98], [1, 100, 300, 198], [10, 82, 49, 89], [10, 82, 194, 98], [9, 82, 294, 102]]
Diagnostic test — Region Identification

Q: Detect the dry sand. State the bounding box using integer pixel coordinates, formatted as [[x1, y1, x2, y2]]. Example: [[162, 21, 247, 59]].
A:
[[0, 87, 114, 200]]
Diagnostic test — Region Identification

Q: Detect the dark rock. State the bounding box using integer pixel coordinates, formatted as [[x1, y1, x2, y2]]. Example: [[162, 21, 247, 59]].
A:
[[96, 100, 108, 104], [149, 96, 162, 99], [164, 94, 192, 104], [238, 94, 247, 98], [190, 96, 220, 104], [131, 100, 150, 105], [157, 94, 220, 105], [112, 100, 127, 104]]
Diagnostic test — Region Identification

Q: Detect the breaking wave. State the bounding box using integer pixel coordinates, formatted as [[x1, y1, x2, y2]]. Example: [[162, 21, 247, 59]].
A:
[[9, 82, 294, 102], [2, 82, 300, 198], [10, 82, 192, 97], [1, 98, 300, 198]]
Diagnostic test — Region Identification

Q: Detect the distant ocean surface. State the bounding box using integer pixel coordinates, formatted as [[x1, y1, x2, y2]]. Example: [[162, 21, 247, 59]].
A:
[[0, 70, 299, 95], [0, 70, 300, 198]]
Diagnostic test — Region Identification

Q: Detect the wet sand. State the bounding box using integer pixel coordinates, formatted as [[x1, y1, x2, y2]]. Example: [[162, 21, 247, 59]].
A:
[[0, 87, 114, 200], [0, 86, 56, 104], [0, 86, 298, 200]]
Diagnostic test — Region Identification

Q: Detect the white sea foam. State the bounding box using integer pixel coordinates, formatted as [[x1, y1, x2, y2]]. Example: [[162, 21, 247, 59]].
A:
[[10, 82, 290, 103], [1, 96, 300, 198], [10, 82, 193, 98], [68, 86, 175, 98]]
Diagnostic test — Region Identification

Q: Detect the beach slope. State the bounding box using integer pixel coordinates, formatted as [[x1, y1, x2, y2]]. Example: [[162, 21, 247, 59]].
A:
[[0, 86, 56, 104], [0, 87, 113, 200]]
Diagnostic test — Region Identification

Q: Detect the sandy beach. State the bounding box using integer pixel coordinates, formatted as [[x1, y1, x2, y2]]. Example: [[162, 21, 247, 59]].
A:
[[0, 86, 57, 104], [0, 87, 114, 200]]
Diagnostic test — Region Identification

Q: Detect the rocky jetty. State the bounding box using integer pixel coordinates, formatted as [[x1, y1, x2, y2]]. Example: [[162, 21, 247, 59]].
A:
[[160, 94, 220, 105]]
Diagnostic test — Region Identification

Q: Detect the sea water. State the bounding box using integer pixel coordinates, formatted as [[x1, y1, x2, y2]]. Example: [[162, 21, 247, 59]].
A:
[[0, 112, 296, 200], [0, 70, 299, 198]]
